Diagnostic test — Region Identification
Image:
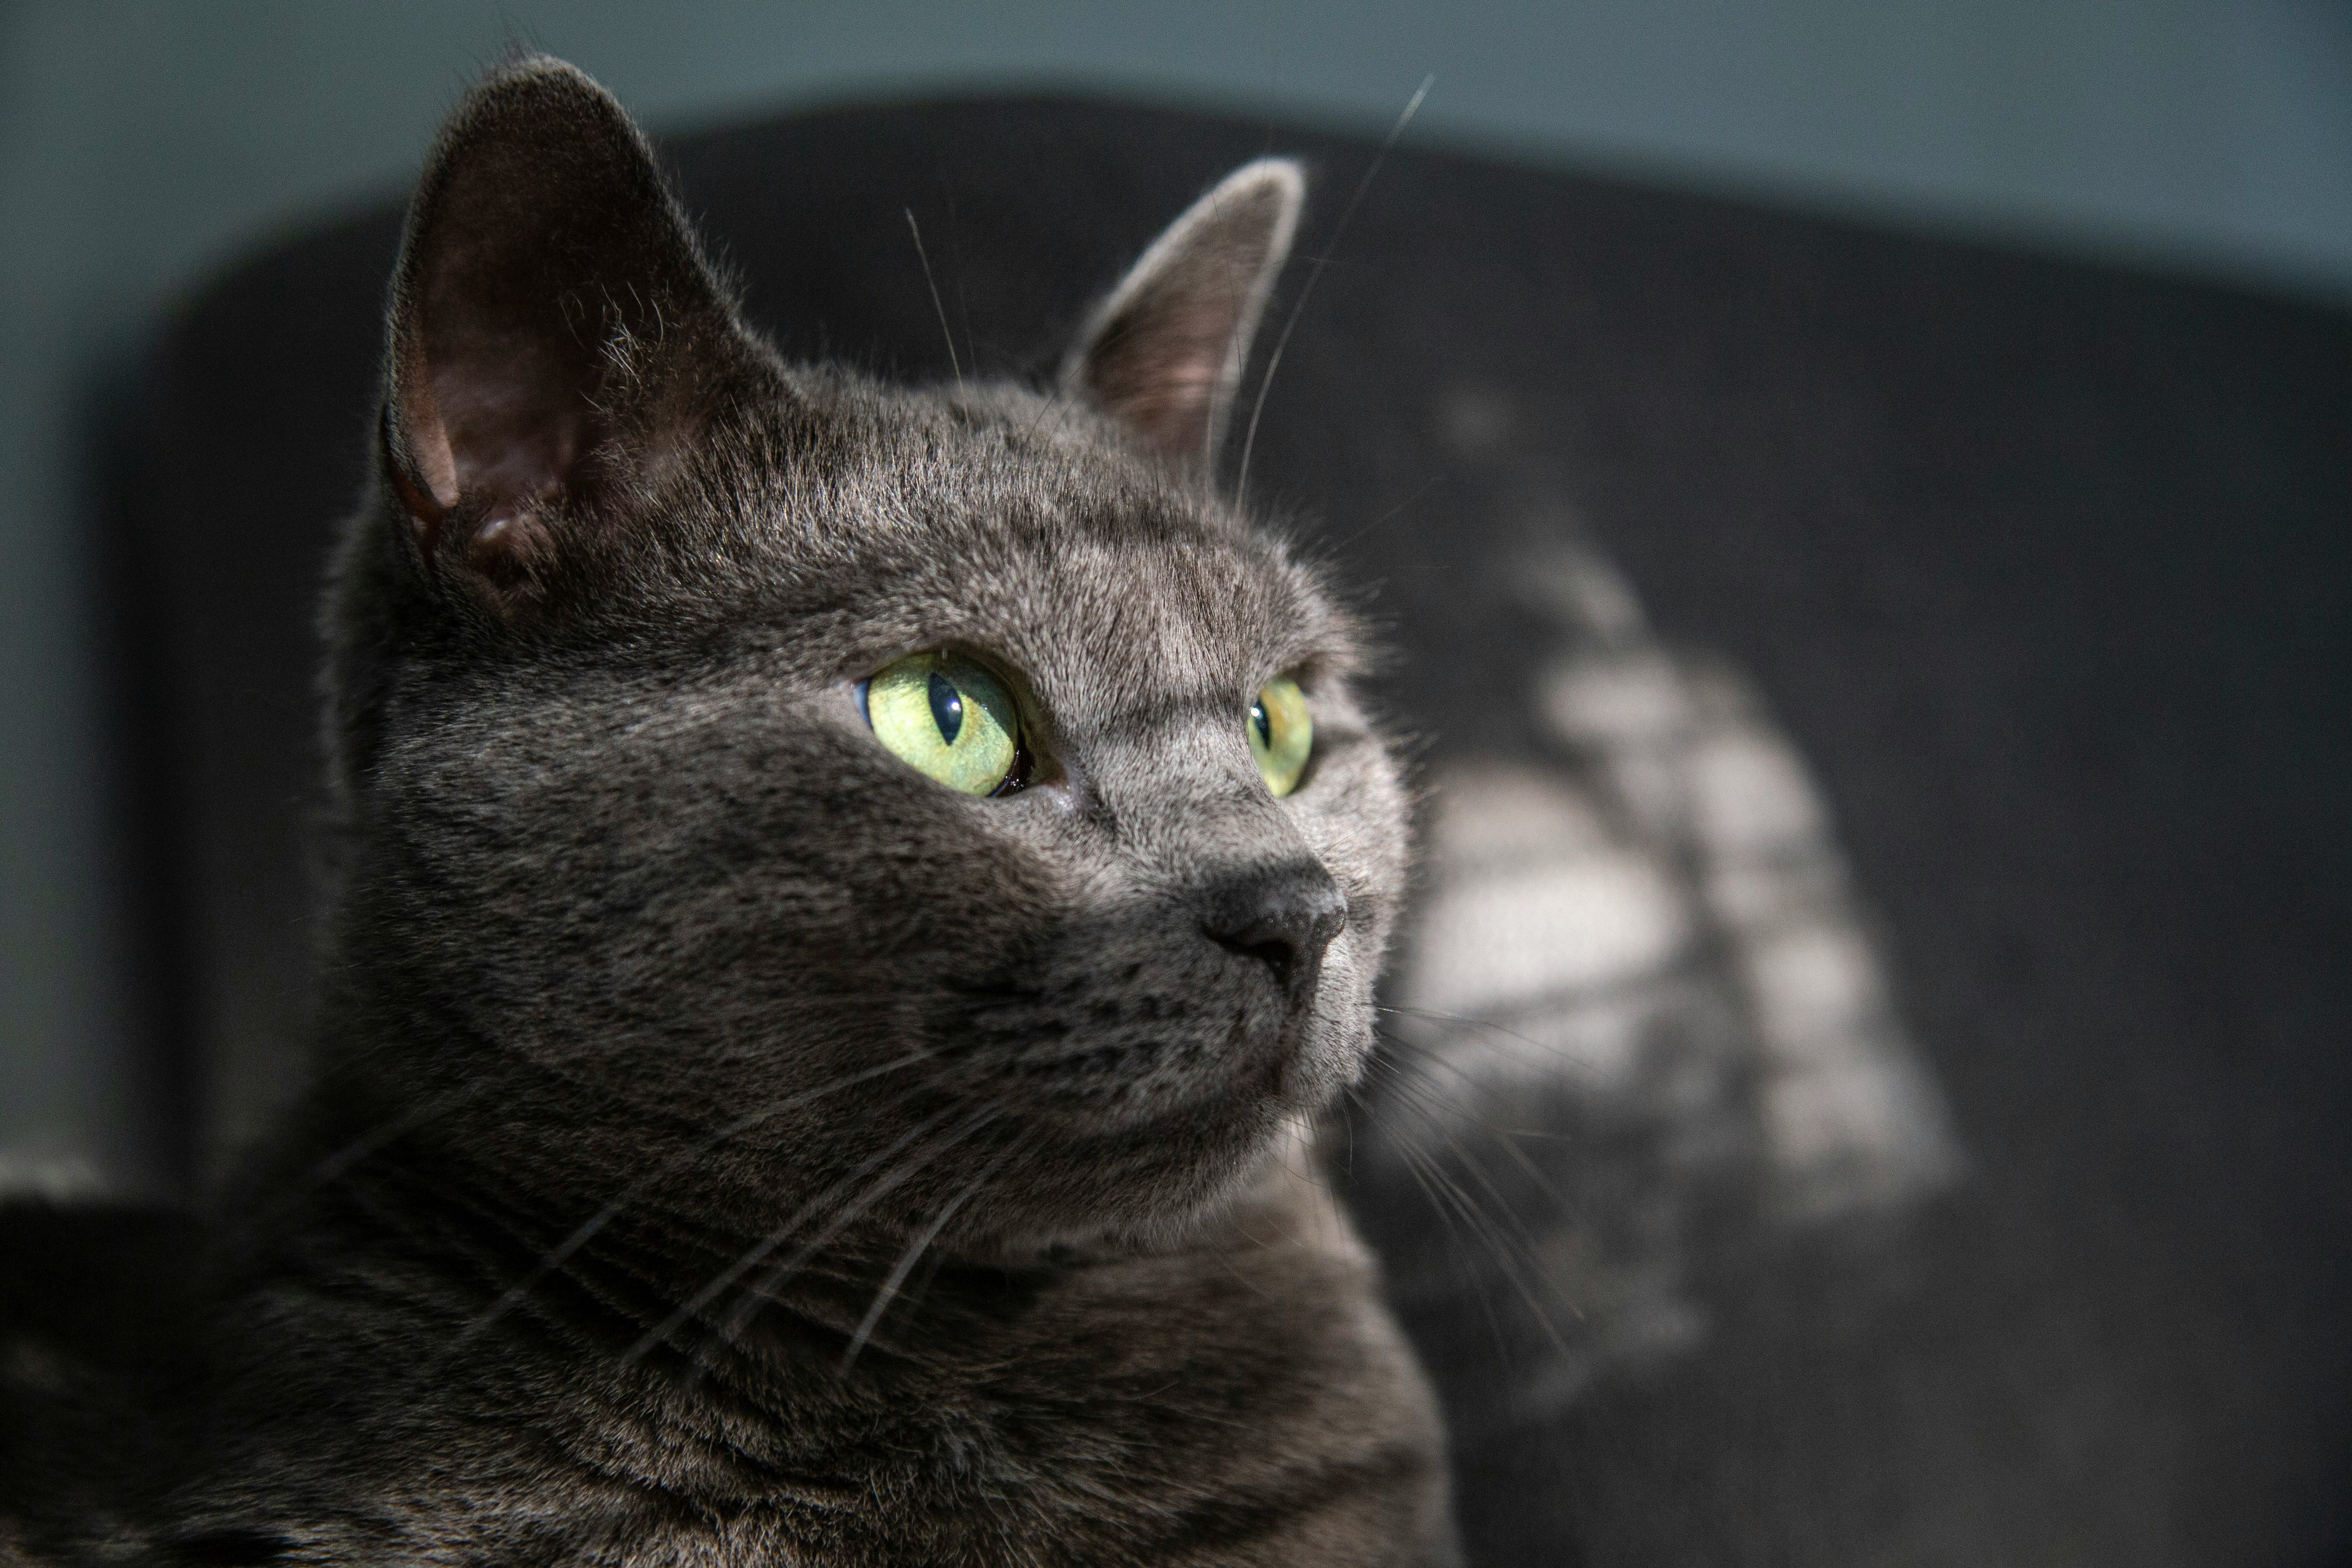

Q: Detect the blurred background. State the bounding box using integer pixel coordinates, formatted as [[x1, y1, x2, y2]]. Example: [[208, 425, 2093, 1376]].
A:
[[3, 0, 2350, 1189]]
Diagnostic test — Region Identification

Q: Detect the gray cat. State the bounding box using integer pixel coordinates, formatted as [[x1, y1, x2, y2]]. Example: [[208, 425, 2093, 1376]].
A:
[[2, 56, 1455, 1568]]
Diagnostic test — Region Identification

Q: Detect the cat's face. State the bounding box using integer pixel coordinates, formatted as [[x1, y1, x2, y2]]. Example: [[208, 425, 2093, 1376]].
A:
[[321, 60, 1406, 1251]]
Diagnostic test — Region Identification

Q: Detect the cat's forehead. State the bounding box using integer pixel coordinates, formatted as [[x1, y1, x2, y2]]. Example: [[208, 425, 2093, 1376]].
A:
[[992, 526, 1327, 718], [716, 377, 1354, 704]]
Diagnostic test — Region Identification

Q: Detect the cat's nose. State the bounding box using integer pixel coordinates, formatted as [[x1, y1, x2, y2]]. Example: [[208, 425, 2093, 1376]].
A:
[[1200, 861, 1348, 999]]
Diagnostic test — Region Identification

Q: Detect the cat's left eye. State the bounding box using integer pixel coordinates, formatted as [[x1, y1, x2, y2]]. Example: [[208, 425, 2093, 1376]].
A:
[[859, 652, 1024, 797], [1248, 678, 1313, 797]]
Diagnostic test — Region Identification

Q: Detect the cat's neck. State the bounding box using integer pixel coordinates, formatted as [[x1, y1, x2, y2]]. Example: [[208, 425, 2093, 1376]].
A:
[[232, 1076, 1360, 1392], [198, 1091, 1449, 1561]]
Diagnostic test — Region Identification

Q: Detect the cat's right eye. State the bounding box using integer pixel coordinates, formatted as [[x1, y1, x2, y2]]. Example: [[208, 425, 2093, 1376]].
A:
[[859, 652, 1024, 797], [1248, 678, 1313, 797]]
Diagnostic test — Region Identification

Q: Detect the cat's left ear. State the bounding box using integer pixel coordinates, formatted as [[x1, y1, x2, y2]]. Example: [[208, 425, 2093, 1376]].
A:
[[1060, 159, 1305, 474], [380, 56, 757, 600]]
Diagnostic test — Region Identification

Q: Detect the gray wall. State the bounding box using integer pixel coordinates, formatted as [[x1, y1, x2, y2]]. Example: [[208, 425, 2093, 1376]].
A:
[[4, 0, 2348, 1187]]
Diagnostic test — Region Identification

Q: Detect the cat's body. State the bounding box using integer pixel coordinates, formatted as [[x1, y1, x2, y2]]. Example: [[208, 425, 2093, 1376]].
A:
[[11, 1146, 1441, 1567], [150, 1112, 1437, 1566], [0, 58, 1453, 1568]]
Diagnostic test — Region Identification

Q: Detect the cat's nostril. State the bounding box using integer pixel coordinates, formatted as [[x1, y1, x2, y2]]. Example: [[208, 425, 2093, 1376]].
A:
[[1201, 862, 1348, 995]]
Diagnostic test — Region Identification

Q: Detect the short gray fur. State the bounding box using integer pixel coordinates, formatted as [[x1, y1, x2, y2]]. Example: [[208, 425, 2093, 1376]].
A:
[[1, 58, 1455, 1567]]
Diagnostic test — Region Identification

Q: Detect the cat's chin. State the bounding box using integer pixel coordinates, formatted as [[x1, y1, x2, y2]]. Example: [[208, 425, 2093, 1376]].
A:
[[1003, 1008, 1363, 1144], [947, 1027, 1369, 1256], [952, 1142, 1311, 1262]]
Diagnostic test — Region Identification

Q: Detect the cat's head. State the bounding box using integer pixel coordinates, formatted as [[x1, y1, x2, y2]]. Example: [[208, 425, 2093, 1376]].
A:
[[321, 58, 1407, 1253]]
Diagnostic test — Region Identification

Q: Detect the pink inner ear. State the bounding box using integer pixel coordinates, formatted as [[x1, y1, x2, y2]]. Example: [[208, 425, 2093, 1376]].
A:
[[426, 331, 593, 514], [398, 382, 460, 514], [1081, 249, 1266, 466], [1068, 163, 1301, 469], [1085, 289, 1240, 460]]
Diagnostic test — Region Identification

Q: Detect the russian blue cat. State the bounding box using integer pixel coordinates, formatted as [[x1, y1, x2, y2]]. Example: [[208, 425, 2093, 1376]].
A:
[[1, 55, 1456, 1568]]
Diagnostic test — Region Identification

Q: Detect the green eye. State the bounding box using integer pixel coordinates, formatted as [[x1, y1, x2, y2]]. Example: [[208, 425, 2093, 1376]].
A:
[[861, 652, 1022, 796], [1248, 678, 1313, 797]]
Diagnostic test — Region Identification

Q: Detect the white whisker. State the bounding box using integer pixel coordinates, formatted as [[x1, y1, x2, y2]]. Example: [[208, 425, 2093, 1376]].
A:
[[839, 1142, 1014, 1372], [1234, 74, 1431, 514]]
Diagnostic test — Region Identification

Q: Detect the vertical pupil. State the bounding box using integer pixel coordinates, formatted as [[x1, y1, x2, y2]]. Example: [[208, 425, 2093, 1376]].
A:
[[928, 671, 964, 744], [1252, 700, 1272, 749]]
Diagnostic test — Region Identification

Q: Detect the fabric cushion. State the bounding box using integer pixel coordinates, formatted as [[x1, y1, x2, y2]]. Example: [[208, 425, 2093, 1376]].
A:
[[106, 95, 2351, 1564]]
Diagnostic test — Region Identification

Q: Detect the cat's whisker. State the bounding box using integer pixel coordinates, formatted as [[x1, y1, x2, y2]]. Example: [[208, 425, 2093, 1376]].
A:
[[838, 1142, 1014, 1372], [1370, 1032, 1608, 1225], [943, 193, 979, 379], [622, 1097, 965, 1370], [452, 1050, 936, 1347], [1320, 475, 1442, 558], [1360, 1054, 1581, 1351], [1374, 1001, 1619, 1084], [1361, 1099, 1513, 1366], [1369, 1026, 1583, 1174], [1021, 374, 1081, 444], [884, 1237, 956, 1342], [1375, 1087, 1576, 1360], [688, 1105, 1004, 1387], [1373, 1063, 1590, 1222], [304, 1082, 489, 1189], [1380, 1061, 1584, 1225], [1372, 1032, 1574, 1154], [1480, 1115, 1583, 1217], [237, 1079, 496, 1236], [1392, 1152, 1516, 1368], [1362, 1056, 1557, 1259], [1233, 74, 1431, 515], [905, 206, 964, 391]]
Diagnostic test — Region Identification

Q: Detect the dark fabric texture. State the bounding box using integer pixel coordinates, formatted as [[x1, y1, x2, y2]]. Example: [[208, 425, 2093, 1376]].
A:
[[99, 96, 2349, 1564]]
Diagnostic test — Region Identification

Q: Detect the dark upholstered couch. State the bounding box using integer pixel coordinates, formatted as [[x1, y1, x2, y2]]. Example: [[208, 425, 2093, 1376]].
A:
[[95, 97, 2351, 1563]]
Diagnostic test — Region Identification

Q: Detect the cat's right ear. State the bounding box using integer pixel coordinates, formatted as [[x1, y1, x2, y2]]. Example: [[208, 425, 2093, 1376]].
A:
[[379, 57, 753, 603], [1060, 159, 1305, 475]]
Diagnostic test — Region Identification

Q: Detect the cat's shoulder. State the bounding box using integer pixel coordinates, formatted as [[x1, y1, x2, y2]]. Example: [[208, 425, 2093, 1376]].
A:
[[0, 1196, 214, 1554]]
